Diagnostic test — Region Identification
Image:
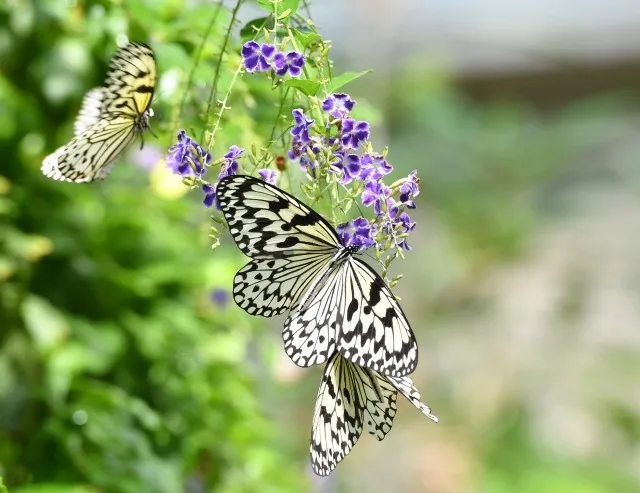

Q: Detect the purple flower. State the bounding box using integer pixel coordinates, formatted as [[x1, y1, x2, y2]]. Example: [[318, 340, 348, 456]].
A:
[[241, 41, 276, 73], [331, 153, 361, 184], [399, 170, 420, 208], [166, 130, 208, 177], [362, 181, 390, 215], [210, 288, 229, 308], [336, 217, 376, 250], [258, 168, 278, 185], [273, 51, 305, 77], [394, 212, 416, 250], [290, 109, 314, 145], [322, 93, 356, 119], [360, 153, 392, 182], [340, 118, 370, 149], [202, 182, 219, 209], [218, 145, 244, 179]]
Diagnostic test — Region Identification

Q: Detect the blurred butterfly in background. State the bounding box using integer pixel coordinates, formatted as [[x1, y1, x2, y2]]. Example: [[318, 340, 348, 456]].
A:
[[41, 41, 157, 183]]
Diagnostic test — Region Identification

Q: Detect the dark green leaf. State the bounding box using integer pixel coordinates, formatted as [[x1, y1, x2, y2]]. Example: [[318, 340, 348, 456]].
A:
[[292, 28, 321, 48], [239, 17, 275, 41], [284, 79, 321, 97], [258, 0, 300, 17], [327, 70, 373, 93]]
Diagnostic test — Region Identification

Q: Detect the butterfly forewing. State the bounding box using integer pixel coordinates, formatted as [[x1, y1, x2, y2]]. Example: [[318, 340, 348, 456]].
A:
[[101, 41, 156, 117], [284, 256, 418, 377], [216, 175, 342, 258], [339, 257, 418, 376], [311, 353, 363, 476]]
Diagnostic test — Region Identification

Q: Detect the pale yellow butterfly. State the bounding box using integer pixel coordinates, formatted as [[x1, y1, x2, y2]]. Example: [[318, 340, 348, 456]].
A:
[[42, 41, 157, 183]]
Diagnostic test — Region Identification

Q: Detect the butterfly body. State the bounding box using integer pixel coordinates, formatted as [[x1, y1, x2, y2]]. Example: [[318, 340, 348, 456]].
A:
[[42, 41, 157, 183], [216, 175, 419, 377]]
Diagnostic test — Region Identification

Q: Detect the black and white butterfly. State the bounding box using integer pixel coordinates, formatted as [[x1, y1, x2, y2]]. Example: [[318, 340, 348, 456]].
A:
[[215, 174, 419, 377], [42, 41, 157, 183], [310, 351, 438, 476]]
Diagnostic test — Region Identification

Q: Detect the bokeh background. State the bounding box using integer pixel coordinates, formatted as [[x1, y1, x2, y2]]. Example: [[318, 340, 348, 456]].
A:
[[2, 1, 640, 492]]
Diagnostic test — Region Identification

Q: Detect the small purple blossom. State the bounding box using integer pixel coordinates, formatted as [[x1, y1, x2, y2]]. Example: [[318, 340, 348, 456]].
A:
[[362, 181, 390, 215], [258, 168, 278, 185], [210, 288, 229, 308], [395, 212, 416, 250], [340, 118, 370, 149], [360, 153, 392, 182], [273, 51, 305, 77], [202, 182, 218, 209], [166, 130, 208, 177], [241, 41, 276, 73], [332, 153, 362, 184], [336, 217, 376, 250], [399, 170, 420, 208], [322, 93, 356, 119], [290, 109, 314, 145], [218, 145, 244, 179]]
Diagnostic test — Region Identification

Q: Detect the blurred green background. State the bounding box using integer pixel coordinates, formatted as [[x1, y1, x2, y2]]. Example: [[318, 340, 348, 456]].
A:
[[2, 1, 640, 492]]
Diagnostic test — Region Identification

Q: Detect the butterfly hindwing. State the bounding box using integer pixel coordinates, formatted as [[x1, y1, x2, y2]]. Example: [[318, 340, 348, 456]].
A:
[[311, 353, 363, 476], [310, 353, 437, 476], [42, 117, 137, 183], [74, 87, 104, 135], [233, 253, 335, 317]]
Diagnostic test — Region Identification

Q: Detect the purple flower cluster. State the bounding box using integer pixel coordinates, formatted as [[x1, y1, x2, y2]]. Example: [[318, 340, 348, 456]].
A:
[[336, 217, 376, 250], [282, 92, 422, 251], [241, 41, 305, 77], [166, 130, 211, 178]]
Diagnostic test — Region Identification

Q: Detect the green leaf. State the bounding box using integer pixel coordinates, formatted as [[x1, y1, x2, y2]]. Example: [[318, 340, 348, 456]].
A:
[[21, 295, 69, 355], [0, 477, 6, 493], [11, 484, 94, 493], [292, 28, 321, 48], [239, 17, 275, 41], [257, 0, 300, 17], [327, 70, 373, 93], [284, 79, 321, 97]]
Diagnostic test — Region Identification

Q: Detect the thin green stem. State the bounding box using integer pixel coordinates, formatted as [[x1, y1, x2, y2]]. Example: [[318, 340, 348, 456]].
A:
[[202, 0, 244, 146], [177, 3, 223, 128]]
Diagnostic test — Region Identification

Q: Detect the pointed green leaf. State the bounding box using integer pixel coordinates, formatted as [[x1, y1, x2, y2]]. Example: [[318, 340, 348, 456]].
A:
[[327, 70, 372, 93], [284, 79, 321, 97], [292, 28, 321, 48], [258, 0, 300, 17], [239, 17, 275, 41]]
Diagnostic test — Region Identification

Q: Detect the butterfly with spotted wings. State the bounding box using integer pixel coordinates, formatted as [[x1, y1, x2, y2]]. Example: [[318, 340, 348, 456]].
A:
[[215, 174, 419, 378]]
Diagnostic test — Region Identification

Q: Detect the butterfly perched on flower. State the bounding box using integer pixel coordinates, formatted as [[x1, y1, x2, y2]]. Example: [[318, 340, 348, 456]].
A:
[[41, 41, 157, 183], [311, 352, 437, 476], [215, 174, 419, 377]]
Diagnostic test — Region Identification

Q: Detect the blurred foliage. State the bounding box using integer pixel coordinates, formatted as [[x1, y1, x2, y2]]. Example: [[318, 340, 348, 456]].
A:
[[0, 0, 306, 491], [2, 0, 640, 492]]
